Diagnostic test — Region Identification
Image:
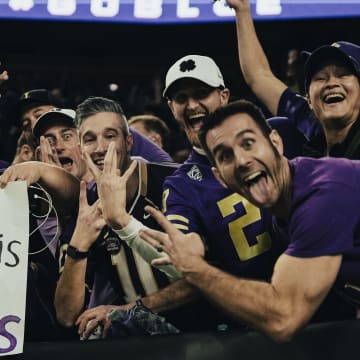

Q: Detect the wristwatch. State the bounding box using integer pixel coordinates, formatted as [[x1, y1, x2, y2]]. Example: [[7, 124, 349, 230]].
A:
[[66, 245, 89, 259]]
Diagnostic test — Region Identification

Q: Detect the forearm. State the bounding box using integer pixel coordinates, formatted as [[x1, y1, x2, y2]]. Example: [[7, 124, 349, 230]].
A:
[[114, 216, 182, 281], [37, 162, 80, 215], [235, 5, 269, 83], [141, 278, 199, 314], [184, 259, 297, 342], [54, 258, 87, 327], [234, 5, 286, 115]]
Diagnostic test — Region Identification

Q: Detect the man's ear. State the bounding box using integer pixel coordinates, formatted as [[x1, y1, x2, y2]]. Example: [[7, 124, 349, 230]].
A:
[[306, 94, 313, 110], [220, 88, 230, 106], [126, 133, 134, 152], [167, 100, 175, 116], [19, 144, 34, 162], [211, 166, 228, 189], [151, 133, 163, 148], [167, 100, 185, 130], [269, 129, 284, 156]]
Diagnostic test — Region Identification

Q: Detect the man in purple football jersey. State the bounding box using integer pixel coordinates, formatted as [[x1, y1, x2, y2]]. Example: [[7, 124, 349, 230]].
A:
[[225, 0, 360, 159], [154, 55, 293, 330], [162, 55, 284, 279], [141, 99, 360, 343]]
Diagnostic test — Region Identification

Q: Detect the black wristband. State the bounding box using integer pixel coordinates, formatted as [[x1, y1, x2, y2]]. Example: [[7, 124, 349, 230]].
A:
[[66, 245, 89, 259]]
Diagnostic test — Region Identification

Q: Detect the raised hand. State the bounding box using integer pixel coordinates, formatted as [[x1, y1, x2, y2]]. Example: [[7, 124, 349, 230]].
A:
[[139, 206, 206, 275], [35, 136, 62, 167], [84, 141, 137, 229], [224, 0, 250, 11], [71, 180, 106, 250]]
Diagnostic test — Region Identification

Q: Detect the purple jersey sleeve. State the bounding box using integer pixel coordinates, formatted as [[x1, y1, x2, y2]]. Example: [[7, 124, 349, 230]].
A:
[[267, 117, 307, 159], [284, 157, 360, 258], [278, 88, 322, 140], [130, 128, 173, 163]]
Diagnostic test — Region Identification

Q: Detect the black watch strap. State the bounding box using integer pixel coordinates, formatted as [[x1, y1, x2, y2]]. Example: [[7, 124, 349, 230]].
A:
[[66, 245, 89, 259]]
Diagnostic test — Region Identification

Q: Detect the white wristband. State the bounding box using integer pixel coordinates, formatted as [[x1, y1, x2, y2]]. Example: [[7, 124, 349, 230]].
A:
[[113, 216, 182, 281]]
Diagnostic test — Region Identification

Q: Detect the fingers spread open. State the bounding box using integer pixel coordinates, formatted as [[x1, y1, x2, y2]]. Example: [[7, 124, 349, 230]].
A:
[[122, 160, 138, 181], [78, 180, 88, 208], [84, 151, 100, 179], [139, 227, 172, 255], [144, 206, 181, 238]]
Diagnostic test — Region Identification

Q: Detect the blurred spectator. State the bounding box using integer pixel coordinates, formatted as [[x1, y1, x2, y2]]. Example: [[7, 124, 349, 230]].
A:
[[17, 89, 60, 131], [12, 130, 37, 164], [128, 114, 170, 151], [144, 102, 192, 163], [283, 49, 303, 94]]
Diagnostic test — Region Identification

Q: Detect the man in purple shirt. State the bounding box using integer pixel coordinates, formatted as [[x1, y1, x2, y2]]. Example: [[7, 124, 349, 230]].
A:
[[140, 99, 360, 343]]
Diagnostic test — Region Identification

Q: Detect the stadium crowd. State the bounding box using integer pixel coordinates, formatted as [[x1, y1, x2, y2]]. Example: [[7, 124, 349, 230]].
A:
[[0, 0, 359, 346]]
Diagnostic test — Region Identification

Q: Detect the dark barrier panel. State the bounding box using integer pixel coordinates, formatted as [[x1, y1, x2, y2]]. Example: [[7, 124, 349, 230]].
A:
[[7, 320, 360, 360]]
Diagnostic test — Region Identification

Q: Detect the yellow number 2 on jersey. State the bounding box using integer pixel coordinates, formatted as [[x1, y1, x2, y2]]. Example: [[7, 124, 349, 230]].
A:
[[217, 193, 271, 261]]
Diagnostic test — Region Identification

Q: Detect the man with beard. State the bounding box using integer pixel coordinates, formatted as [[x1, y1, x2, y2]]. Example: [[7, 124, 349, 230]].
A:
[[225, 0, 360, 159], [162, 55, 282, 279], [153, 55, 288, 330], [140, 99, 360, 343]]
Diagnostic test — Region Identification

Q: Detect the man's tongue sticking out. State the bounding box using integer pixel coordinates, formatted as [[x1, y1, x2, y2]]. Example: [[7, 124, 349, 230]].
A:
[[248, 174, 273, 206]]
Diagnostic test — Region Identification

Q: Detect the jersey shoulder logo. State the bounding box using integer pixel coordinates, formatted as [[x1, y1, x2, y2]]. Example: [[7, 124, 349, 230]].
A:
[[186, 165, 203, 182]]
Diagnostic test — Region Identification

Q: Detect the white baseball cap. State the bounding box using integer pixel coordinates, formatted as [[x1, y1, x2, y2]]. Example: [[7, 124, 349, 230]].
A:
[[163, 55, 225, 98], [33, 108, 76, 139]]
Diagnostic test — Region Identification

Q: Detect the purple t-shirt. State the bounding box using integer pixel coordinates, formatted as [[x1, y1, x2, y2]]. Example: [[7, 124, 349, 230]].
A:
[[275, 157, 360, 305], [278, 87, 322, 140], [130, 128, 173, 163]]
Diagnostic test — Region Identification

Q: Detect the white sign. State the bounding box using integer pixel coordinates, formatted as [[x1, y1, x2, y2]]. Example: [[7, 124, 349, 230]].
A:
[[0, 182, 29, 356]]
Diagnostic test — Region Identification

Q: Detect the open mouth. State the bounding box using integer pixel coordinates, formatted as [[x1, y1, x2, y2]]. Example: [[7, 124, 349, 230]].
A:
[[59, 157, 73, 170], [243, 171, 267, 187], [323, 93, 345, 104], [187, 114, 206, 130], [93, 158, 104, 169], [242, 170, 274, 206]]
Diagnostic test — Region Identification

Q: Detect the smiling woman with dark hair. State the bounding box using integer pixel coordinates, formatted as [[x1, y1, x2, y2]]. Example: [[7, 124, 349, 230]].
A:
[[225, 0, 360, 160]]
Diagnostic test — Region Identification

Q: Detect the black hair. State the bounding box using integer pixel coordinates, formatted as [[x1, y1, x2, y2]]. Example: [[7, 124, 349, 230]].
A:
[[75, 96, 129, 137], [198, 99, 272, 166]]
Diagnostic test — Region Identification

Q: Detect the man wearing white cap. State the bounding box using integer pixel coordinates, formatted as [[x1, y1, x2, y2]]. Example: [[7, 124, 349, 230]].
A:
[[33, 108, 90, 181], [158, 55, 284, 329]]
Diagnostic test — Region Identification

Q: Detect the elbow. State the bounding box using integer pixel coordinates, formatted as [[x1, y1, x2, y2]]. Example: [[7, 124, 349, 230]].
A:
[[56, 311, 77, 328], [266, 317, 301, 343], [54, 298, 78, 328]]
